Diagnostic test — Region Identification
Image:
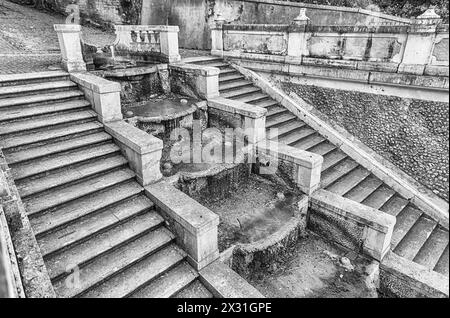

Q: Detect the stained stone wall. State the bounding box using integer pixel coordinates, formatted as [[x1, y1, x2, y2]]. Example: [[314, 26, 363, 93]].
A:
[[281, 82, 449, 202]]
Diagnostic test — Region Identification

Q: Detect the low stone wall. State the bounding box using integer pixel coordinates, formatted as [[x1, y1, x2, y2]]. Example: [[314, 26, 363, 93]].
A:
[[282, 82, 449, 202]]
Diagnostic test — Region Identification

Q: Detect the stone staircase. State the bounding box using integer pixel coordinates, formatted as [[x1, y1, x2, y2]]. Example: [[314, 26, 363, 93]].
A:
[[0, 71, 212, 298], [186, 57, 449, 277]]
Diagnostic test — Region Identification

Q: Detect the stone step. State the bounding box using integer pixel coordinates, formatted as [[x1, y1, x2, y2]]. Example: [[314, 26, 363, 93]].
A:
[[203, 62, 230, 69], [183, 56, 223, 64], [12, 142, 120, 180], [343, 175, 384, 203], [433, 245, 449, 276], [219, 73, 245, 83], [5, 132, 112, 165], [17, 155, 128, 198], [219, 67, 238, 75], [250, 98, 279, 108], [308, 141, 337, 156], [0, 80, 77, 99], [45, 212, 165, 281], [52, 226, 175, 298], [219, 80, 253, 91], [85, 247, 188, 298], [391, 205, 423, 250], [0, 110, 97, 136], [24, 168, 135, 216], [174, 279, 214, 298], [234, 92, 269, 104], [221, 86, 261, 99], [393, 215, 437, 260], [38, 195, 154, 257], [379, 195, 409, 217], [0, 121, 103, 150], [320, 158, 359, 189], [279, 126, 316, 146], [361, 184, 396, 210], [413, 226, 449, 270], [31, 181, 144, 236], [321, 149, 349, 171], [266, 106, 288, 118], [0, 90, 84, 109], [326, 166, 372, 196], [267, 120, 306, 139], [0, 71, 69, 87], [128, 261, 197, 298], [292, 133, 325, 150], [0, 99, 90, 122], [266, 112, 297, 129]]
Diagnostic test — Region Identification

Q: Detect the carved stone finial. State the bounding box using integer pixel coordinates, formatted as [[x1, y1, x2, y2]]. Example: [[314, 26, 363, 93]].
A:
[[415, 6, 442, 24], [293, 8, 310, 25], [215, 11, 226, 25]]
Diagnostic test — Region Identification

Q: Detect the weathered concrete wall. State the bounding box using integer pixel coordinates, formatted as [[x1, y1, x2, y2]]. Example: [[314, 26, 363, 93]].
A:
[[141, 0, 412, 49], [279, 82, 449, 202]]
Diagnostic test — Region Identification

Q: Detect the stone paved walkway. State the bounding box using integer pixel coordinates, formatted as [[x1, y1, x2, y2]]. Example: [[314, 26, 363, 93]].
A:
[[0, 0, 114, 74]]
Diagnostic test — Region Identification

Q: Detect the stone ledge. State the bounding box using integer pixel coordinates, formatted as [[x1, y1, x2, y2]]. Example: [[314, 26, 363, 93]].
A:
[[70, 72, 121, 94], [208, 97, 267, 119], [380, 251, 449, 298], [103, 64, 168, 78], [170, 63, 220, 77], [54, 24, 81, 32], [104, 121, 163, 155], [199, 260, 264, 298], [115, 25, 179, 32]]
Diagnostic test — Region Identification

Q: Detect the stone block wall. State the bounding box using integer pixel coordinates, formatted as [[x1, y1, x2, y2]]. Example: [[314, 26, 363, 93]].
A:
[[281, 82, 449, 202]]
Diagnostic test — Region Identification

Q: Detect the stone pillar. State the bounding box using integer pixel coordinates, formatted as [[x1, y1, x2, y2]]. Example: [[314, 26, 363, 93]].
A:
[[170, 63, 220, 100], [211, 12, 226, 56], [287, 8, 310, 60], [54, 24, 86, 72], [399, 8, 442, 75], [159, 26, 181, 63]]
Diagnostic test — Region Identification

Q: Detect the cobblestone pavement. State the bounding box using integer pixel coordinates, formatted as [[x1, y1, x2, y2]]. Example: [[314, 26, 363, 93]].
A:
[[0, 0, 115, 74]]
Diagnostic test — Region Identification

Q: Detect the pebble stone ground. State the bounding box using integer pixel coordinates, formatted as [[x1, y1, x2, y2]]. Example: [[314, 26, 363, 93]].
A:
[[0, 0, 114, 74]]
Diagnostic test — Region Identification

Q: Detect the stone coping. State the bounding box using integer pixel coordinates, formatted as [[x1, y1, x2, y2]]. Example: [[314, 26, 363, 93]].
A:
[[199, 260, 264, 298], [311, 189, 396, 234], [70, 72, 121, 94], [0, 71, 68, 84], [104, 121, 163, 154], [255, 140, 323, 169], [170, 63, 221, 76], [144, 181, 219, 235], [208, 97, 267, 119], [115, 25, 180, 32], [103, 64, 168, 78], [54, 24, 81, 32]]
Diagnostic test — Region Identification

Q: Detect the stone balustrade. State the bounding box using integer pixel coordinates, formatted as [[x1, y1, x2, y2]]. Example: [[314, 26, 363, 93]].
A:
[[211, 8, 449, 76]]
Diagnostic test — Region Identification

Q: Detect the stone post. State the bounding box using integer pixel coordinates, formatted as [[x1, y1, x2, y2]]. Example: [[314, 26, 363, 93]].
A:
[[54, 24, 86, 72], [159, 26, 181, 63], [399, 8, 442, 75], [287, 8, 310, 61], [211, 12, 226, 56]]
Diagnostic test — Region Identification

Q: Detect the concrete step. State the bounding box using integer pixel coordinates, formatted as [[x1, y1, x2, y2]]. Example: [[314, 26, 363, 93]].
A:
[[129, 261, 197, 298], [343, 175, 384, 203], [221, 86, 261, 98], [326, 166, 372, 196], [12, 142, 120, 180], [85, 246, 188, 298], [391, 205, 423, 250], [17, 155, 128, 198], [0, 90, 84, 109], [321, 149, 349, 171], [219, 73, 245, 83], [279, 126, 316, 145], [360, 184, 396, 210], [379, 195, 409, 217], [0, 80, 77, 99], [393, 215, 437, 260], [0, 100, 90, 122], [433, 245, 449, 276], [31, 181, 144, 236], [5, 132, 112, 165], [38, 195, 154, 257], [52, 226, 175, 298], [219, 79, 253, 91], [321, 158, 359, 188], [0, 71, 69, 87], [0, 121, 103, 150], [233, 92, 269, 104], [24, 168, 135, 216], [0, 110, 97, 136], [413, 226, 449, 270], [267, 120, 306, 139], [45, 212, 165, 281], [292, 133, 325, 150], [266, 112, 297, 129], [174, 279, 214, 298]]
